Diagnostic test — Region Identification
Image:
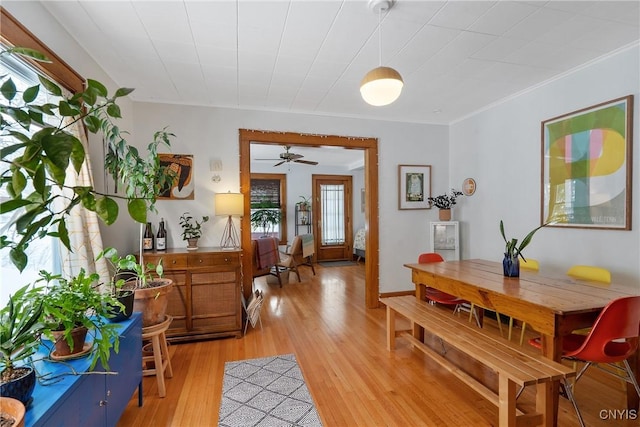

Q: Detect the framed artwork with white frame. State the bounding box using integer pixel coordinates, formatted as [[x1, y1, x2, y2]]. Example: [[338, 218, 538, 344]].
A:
[[398, 165, 431, 210]]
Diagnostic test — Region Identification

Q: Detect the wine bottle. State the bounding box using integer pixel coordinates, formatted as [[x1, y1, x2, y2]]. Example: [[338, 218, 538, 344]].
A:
[[143, 222, 154, 251], [156, 218, 167, 251]]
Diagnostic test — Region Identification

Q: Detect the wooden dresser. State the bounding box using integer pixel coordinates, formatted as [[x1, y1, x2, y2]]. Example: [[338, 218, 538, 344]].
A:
[[138, 247, 242, 342]]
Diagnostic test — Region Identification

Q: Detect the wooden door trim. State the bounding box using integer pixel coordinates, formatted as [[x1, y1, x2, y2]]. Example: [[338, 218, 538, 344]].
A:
[[239, 129, 379, 309]]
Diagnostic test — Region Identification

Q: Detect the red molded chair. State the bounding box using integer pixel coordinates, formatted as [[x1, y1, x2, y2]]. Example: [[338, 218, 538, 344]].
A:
[[529, 296, 640, 426], [418, 253, 476, 324]]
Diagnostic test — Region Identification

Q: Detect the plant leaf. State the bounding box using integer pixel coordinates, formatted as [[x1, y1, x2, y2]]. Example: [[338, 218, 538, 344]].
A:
[[128, 198, 147, 223]]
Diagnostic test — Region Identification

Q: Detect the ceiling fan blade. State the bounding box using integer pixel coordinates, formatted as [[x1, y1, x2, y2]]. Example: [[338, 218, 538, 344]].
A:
[[289, 153, 303, 160], [293, 159, 318, 165], [273, 160, 286, 167]]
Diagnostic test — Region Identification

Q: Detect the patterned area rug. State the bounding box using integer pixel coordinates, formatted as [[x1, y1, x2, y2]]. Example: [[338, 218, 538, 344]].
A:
[[218, 354, 323, 427]]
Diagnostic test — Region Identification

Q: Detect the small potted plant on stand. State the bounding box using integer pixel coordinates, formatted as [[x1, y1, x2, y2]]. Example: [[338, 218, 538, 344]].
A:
[[428, 189, 464, 221], [179, 212, 209, 249], [97, 248, 172, 328], [0, 285, 45, 406]]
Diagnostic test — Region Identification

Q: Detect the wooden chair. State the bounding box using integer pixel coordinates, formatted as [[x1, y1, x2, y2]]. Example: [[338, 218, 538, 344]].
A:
[[251, 237, 282, 287], [279, 234, 316, 282]]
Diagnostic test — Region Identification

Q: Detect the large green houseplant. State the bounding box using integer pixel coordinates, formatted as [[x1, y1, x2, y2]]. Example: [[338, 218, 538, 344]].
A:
[[0, 47, 176, 272], [0, 46, 177, 386]]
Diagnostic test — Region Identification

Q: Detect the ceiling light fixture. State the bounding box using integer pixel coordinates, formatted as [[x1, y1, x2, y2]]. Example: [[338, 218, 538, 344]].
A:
[[360, 0, 403, 106]]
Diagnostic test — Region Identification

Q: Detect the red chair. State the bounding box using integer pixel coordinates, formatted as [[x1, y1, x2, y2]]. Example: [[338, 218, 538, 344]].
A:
[[529, 296, 640, 426], [418, 253, 477, 324]]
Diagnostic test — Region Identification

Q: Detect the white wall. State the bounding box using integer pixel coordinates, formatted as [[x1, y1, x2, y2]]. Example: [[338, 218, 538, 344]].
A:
[[450, 45, 640, 287], [99, 104, 448, 292]]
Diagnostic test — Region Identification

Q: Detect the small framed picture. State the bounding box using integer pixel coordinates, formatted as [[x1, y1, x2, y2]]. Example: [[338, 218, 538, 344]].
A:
[[398, 165, 431, 210]]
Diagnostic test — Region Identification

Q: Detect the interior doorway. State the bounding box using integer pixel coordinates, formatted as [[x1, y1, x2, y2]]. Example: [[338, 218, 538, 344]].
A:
[[239, 129, 379, 309]]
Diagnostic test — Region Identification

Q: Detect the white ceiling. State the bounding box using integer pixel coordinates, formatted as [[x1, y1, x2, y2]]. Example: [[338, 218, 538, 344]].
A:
[[37, 0, 639, 165]]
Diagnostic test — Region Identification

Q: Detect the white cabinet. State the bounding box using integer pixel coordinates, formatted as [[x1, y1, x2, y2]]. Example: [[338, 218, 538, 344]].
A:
[[429, 221, 459, 261]]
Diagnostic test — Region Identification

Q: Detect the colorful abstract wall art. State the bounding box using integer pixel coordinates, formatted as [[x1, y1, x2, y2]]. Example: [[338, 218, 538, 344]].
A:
[[158, 154, 195, 200], [541, 95, 633, 229]]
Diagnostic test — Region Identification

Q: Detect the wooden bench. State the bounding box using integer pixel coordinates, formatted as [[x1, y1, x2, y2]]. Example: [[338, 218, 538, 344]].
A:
[[381, 296, 576, 427]]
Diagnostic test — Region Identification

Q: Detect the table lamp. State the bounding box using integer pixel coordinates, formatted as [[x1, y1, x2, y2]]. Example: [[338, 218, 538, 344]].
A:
[[215, 192, 244, 249]]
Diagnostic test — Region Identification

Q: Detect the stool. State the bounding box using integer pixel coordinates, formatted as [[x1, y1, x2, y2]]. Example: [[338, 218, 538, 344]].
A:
[[141, 315, 173, 397]]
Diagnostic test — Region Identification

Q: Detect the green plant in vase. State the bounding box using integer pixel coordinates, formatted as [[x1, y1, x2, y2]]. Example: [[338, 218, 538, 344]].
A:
[[499, 220, 546, 277]]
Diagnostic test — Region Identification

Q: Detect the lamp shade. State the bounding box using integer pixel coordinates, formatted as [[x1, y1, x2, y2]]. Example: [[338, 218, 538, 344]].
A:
[[215, 192, 244, 216], [360, 66, 403, 106]]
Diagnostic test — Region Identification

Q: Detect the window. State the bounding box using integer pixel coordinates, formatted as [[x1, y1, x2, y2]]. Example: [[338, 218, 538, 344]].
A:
[[1, 9, 85, 304], [0, 44, 63, 304], [250, 173, 287, 244], [320, 184, 346, 245]]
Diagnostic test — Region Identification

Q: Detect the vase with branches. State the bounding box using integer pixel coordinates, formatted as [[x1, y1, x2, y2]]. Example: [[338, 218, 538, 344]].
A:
[[428, 189, 463, 220]]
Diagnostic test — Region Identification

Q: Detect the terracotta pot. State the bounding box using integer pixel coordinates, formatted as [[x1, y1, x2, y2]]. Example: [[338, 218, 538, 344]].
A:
[[0, 397, 25, 427], [51, 326, 89, 356], [133, 278, 173, 327], [438, 209, 452, 221], [187, 238, 198, 249]]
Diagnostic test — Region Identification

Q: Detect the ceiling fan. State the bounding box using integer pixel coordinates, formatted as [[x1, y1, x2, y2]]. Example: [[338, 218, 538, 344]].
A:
[[257, 146, 319, 167]]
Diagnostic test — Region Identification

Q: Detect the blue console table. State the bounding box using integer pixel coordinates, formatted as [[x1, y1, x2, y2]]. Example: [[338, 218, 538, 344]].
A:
[[24, 313, 142, 427]]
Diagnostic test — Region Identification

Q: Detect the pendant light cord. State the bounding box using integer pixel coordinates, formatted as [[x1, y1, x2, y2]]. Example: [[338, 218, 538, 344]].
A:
[[377, 7, 382, 67]]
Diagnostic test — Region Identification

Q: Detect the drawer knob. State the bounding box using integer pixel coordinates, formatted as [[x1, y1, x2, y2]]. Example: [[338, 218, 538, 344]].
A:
[[225, 258, 230, 262], [172, 260, 176, 264], [199, 259, 203, 263]]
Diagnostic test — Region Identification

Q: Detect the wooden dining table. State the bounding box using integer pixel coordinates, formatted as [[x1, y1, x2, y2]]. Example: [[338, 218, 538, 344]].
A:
[[405, 259, 640, 423]]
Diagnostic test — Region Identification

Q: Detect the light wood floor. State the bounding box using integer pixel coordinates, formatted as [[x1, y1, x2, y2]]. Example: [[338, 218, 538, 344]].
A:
[[117, 263, 638, 426]]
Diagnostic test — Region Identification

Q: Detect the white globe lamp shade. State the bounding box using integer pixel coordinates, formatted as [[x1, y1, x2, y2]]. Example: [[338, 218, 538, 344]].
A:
[[360, 66, 404, 106]]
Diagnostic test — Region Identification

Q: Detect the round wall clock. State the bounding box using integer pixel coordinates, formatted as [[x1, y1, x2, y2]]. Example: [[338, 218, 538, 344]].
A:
[[462, 178, 476, 196]]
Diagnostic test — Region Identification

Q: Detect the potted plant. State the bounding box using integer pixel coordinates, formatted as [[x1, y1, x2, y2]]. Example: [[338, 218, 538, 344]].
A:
[[0, 284, 45, 405], [36, 270, 123, 368], [296, 196, 311, 212], [97, 247, 172, 327], [0, 396, 25, 427], [499, 220, 546, 277], [250, 201, 282, 238], [179, 212, 209, 249], [428, 189, 464, 221]]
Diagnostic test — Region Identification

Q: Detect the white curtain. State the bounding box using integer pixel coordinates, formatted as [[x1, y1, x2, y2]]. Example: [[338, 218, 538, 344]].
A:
[[58, 117, 110, 287]]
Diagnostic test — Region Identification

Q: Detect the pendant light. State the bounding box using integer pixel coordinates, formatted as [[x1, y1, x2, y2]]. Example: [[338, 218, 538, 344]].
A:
[[360, 0, 403, 106]]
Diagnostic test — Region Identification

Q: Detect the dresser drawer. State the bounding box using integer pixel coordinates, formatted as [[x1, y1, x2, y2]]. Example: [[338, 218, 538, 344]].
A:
[[187, 252, 239, 267], [144, 253, 188, 270]]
